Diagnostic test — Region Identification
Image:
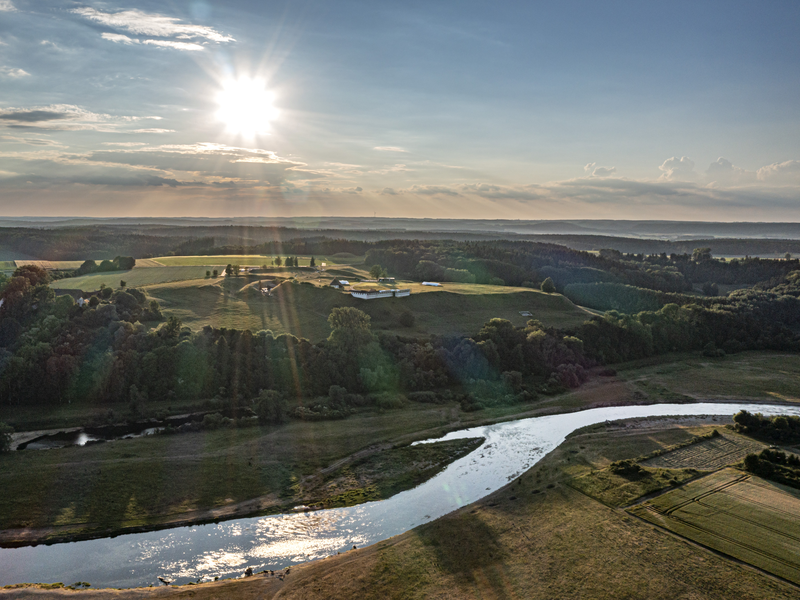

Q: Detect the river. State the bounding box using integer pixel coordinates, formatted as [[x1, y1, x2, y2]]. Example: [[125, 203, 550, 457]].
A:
[[1, 402, 797, 588]]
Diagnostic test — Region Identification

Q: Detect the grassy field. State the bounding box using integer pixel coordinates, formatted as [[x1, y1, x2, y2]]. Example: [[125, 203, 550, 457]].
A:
[[49, 266, 216, 292], [618, 352, 800, 402], [630, 468, 800, 585], [152, 254, 365, 267], [145, 278, 593, 340]]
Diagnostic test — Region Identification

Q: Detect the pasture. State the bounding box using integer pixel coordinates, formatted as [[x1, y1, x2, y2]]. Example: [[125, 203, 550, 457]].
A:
[[49, 266, 217, 292], [144, 278, 593, 340], [620, 352, 800, 402], [630, 468, 800, 585]]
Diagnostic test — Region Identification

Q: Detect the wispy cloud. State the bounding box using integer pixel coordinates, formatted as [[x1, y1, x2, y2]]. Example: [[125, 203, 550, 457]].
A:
[[0, 105, 163, 132], [0, 66, 30, 77], [0, 1, 16, 12], [74, 8, 234, 51], [373, 146, 408, 153]]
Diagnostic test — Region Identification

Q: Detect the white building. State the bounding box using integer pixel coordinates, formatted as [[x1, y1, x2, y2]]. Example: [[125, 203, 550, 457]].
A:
[[351, 288, 411, 300]]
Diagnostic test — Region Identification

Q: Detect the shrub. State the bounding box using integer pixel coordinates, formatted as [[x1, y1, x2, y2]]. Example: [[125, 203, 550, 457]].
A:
[[0, 422, 13, 452], [541, 277, 556, 293]]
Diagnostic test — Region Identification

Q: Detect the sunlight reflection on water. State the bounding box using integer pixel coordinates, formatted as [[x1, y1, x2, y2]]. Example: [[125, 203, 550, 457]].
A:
[[2, 402, 799, 588]]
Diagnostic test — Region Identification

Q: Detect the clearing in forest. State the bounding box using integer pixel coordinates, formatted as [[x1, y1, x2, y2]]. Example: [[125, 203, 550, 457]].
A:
[[629, 468, 800, 585]]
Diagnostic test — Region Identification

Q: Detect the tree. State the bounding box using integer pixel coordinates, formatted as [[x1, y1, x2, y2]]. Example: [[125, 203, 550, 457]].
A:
[[0, 422, 12, 452], [212, 269, 218, 277], [256, 390, 285, 425], [369, 264, 387, 279], [701, 281, 719, 296], [206, 270, 211, 278], [120, 280, 127, 288], [692, 247, 712, 262], [274, 257, 283, 267], [310, 256, 316, 267], [328, 307, 375, 348], [161, 315, 182, 338], [77, 260, 97, 275], [225, 264, 234, 276], [786, 253, 792, 260], [541, 277, 556, 293]]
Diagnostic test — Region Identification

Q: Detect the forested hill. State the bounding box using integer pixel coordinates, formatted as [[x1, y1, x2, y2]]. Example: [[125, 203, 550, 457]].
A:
[[3, 224, 800, 261]]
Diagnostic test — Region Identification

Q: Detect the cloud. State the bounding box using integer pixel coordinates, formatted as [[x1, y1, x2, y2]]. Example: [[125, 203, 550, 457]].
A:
[[705, 157, 755, 184], [74, 8, 234, 47], [409, 185, 461, 196], [102, 33, 139, 45], [141, 39, 204, 51], [0, 135, 62, 146], [0, 1, 15, 11], [79, 142, 305, 184], [0, 110, 73, 123], [460, 183, 542, 200], [380, 187, 399, 195], [0, 66, 30, 77], [584, 163, 616, 178], [374, 146, 408, 153], [757, 160, 800, 183], [0, 105, 164, 132], [658, 156, 696, 181]]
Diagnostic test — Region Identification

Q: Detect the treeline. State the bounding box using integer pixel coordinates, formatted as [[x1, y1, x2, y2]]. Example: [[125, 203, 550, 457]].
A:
[[2, 264, 800, 424]]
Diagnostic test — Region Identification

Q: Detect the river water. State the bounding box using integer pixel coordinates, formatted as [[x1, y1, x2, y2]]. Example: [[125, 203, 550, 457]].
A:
[[1, 402, 797, 588]]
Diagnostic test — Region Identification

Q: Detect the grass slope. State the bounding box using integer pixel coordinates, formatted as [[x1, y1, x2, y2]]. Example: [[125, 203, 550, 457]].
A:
[[50, 267, 215, 292], [147, 279, 592, 340]]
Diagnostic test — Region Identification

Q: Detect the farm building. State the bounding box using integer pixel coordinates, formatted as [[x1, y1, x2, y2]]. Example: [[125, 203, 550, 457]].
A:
[[421, 281, 442, 287], [329, 278, 350, 289], [351, 288, 411, 300], [378, 277, 396, 284]]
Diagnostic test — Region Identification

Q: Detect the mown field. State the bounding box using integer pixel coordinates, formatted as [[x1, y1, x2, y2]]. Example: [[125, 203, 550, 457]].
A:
[[630, 468, 800, 585], [642, 431, 764, 470]]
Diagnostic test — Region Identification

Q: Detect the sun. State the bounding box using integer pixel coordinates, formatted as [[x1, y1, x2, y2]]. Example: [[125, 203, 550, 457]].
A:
[[216, 78, 279, 135]]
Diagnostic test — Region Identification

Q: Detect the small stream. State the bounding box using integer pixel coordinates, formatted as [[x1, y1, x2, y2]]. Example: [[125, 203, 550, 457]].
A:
[[1, 402, 797, 588]]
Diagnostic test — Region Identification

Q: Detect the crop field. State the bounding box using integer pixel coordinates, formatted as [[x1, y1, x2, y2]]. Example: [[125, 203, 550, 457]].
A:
[[629, 468, 800, 584], [620, 352, 800, 402], [642, 432, 764, 470], [49, 266, 216, 292], [15, 260, 85, 270]]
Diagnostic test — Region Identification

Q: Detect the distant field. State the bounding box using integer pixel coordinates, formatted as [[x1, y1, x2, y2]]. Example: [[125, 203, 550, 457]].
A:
[[152, 254, 365, 267], [620, 352, 800, 401], [146, 279, 593, 340], [15, 260, 85, 270], [642, 432, 764, 470], [49, 266, 214, 292], [0, 261, 15, 270], [630, 469, 800, 585]]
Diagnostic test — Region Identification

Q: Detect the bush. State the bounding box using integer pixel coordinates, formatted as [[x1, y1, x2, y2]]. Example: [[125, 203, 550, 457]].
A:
[[373, 393, 406, 409], [541, 277, 556, 293]]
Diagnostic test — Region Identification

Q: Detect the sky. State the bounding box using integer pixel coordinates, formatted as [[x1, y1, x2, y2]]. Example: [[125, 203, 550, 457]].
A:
[[1, 0, 800, 220]]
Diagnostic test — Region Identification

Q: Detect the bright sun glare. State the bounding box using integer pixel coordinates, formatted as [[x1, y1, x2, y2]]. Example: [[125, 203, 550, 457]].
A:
[[216, 78, 279, 135]]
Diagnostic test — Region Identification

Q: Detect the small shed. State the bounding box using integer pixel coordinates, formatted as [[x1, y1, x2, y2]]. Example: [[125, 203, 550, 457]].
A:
[[329, 278, 350, 289]]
